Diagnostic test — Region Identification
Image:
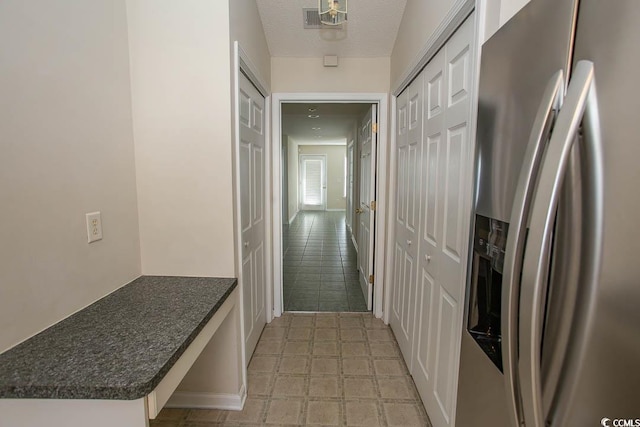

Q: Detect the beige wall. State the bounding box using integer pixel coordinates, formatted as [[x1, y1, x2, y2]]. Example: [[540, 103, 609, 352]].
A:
[[482, 0, 502, 43], [0, 1, 141, 352], [127, 0, 236, 276], [271, 57, 390, 93], [287, 136, 299, 222], [229, 0, 271, 86], [482, 0, 532, 43], [390, 0, 457, 87], [499, 0, 531, 27], [299, 145, 347, 211]]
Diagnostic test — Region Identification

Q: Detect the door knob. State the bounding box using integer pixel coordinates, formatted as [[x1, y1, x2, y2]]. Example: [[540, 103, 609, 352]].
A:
[[407, 240, 412, 246], [244, 241, 249, 248], [426, 255, 431, 262], [355, 208, 362, 214]]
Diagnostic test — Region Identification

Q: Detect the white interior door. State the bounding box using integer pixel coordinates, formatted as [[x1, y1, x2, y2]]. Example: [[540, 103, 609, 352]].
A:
[[346, 140, 355, 233], [390, 73, 424, 368], [239, 72, 266, 364], [412, 16, 474, 427], [357, 105, 377, 310], [299, 154, 326, 211], [281, 143, 288, 225]]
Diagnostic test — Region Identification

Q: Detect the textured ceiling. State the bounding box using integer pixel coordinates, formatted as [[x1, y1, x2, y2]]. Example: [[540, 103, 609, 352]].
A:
[[283, 103, 372, 143], [256, 0, 408, 57]]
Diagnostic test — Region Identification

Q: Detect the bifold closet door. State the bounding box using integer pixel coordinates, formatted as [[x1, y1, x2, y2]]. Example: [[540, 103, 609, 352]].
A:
[[239, 72, 267, 363], [390, 74, 424, 366], [412, 15, 475, 427]]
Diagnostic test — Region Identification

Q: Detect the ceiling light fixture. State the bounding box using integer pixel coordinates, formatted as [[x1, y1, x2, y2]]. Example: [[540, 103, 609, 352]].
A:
[[308, 107, 317, 112], [308, 114, 320, 119], [319, 0, 347, 26]]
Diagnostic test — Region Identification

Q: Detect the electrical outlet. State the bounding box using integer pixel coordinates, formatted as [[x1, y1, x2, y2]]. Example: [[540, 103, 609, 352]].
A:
[[86, 212, 103, 243]]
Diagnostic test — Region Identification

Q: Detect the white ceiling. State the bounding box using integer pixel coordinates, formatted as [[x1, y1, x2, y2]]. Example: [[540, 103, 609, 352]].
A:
[[282, 103, 372, 143], [256, 0, 408, 57]]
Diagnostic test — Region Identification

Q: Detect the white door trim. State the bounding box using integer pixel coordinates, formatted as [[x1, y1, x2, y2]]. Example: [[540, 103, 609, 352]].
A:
[[271, 93, 389, 319], [383, 95, 397, 325]]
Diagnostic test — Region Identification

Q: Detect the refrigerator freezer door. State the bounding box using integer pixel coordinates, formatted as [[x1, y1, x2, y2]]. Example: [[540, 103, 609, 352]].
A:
[[457, 0, 579, 424], [473, 0, 578, 222], [518, 60, 604, 427], [560, 1, 640, 425], [502, 70, 565, 427], [456, 332, 512, 426]]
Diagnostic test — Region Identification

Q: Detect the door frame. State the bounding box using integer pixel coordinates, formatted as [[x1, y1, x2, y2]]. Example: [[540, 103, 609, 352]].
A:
[[298, 154, 328, 211], [232, 42, 271, 395], [346, 138, 355, 234], [271, 93, 389, 319]]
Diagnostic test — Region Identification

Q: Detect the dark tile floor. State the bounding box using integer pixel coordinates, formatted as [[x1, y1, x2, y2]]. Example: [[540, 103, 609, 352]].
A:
[[283, 211, 368, 312]]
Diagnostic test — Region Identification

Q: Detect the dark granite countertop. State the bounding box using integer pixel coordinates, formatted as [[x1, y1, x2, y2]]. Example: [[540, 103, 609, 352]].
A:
[[0, 276, 237, 400]]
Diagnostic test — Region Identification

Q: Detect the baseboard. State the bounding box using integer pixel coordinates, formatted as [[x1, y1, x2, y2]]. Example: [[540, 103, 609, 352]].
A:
[[351, 234, 358, 251], [288, 210, 298, 224], [165, 385, 246, 411]]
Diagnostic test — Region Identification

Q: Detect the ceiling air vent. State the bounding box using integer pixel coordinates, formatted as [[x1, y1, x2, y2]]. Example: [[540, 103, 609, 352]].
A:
[[303, 8, 344, 29]]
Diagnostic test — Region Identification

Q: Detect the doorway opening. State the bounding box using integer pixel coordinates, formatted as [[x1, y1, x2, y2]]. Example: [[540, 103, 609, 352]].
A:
[[299, 154, 327, 211], [273, 98, 386, 315]]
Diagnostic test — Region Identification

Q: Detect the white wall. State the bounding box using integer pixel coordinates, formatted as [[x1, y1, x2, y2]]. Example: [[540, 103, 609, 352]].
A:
[[271, 57, 390, 93], [299, 145, 347, 210], [390, 0, 457, 86], [0, 1, 141, 352], [229, 0, 271, 86], [127, 0, 235, 276]]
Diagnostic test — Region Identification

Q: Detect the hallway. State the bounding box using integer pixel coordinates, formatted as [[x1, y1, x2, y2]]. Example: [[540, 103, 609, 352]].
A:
[[282, 211, 368, 312], [152, 312, 431, 426]]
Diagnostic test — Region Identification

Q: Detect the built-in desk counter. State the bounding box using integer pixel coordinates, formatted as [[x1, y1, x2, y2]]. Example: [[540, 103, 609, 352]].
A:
[[0, 276, 240, 427]]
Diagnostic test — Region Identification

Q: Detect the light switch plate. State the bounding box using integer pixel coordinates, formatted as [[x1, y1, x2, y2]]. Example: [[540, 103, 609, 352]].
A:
[[86, 212, 103, 243]]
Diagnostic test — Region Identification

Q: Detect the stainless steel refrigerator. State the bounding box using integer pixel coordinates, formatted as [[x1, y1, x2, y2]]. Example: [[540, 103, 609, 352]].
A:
[[456, 0, 640, 425]]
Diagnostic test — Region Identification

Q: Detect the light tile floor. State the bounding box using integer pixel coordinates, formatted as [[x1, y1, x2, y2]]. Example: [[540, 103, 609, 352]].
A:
[[283, 211, 368, 312], [151, 312, 431, 426]]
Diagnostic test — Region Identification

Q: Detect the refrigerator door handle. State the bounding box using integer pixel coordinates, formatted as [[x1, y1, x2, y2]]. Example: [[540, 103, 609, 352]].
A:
[[502, 70, 565, 427], [518, 60, 604, 427]]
